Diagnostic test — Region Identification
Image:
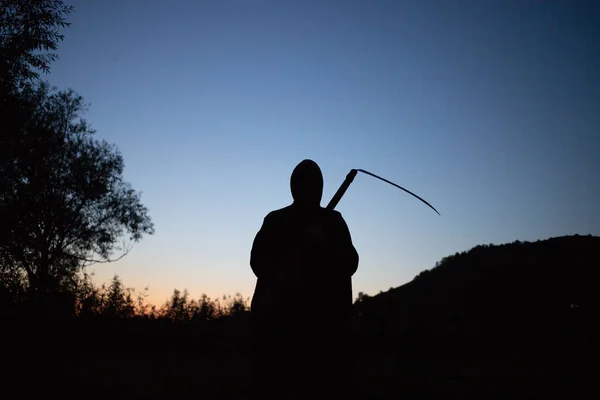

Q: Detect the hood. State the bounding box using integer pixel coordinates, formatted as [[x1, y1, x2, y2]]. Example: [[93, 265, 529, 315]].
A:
[[290, 159, 323, 208]]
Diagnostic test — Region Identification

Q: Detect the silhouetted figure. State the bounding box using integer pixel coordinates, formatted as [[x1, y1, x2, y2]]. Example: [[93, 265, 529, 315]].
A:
[[249, 159, 359, 399]]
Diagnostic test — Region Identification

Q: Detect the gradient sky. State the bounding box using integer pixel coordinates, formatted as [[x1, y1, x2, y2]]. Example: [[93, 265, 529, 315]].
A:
[[46, 0, 600, 306]]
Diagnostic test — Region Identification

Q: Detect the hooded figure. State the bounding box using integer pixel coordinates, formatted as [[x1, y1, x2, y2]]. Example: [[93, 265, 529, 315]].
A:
[[249, 159, 359, 399]]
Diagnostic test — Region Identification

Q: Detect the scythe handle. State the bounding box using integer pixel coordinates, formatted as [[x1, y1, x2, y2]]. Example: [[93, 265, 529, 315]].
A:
[[326, 169, 358, 210]]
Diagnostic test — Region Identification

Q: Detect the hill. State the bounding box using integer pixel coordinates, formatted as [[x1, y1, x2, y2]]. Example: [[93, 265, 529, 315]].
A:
[[353, 234, 600, 361]]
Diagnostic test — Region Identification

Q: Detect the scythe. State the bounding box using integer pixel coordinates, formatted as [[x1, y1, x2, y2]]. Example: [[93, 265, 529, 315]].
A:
[[326, 169, 440, 215]]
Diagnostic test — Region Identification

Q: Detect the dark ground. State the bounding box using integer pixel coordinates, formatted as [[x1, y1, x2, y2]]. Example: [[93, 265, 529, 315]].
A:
[[2, 236, 598, 399], [1, 319, 594, 400], [3, 352, 593, 399]]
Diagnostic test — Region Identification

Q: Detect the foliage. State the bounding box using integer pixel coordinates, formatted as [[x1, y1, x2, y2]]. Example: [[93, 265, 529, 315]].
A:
[[0, 0, 154, 316], [0, 270, 251, 322], [1, 82, 154, 302], [0, 0, 73, 91], [159, 290, 250, 322]]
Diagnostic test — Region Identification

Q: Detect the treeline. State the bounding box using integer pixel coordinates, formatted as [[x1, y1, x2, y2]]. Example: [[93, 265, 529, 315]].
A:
[[0, 272, 249, 322], [1, 273, 253, 362]]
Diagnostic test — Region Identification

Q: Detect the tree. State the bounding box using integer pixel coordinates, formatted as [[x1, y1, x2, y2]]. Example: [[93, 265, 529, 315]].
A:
[[163, 289, 191, 322], [0, 0, 73, 93], [0, 0, 153, 318], [0, 82, 154, 304], [355, 291, 369, 303], [1, 0, 73, 149], [104, 275, 135, 319]]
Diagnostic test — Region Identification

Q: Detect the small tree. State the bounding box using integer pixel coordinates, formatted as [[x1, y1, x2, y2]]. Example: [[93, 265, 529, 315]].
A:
[[104, 275, 135, 319], [162, 289, 191, 322], [198, 294, 217, 321], [355, 292, 370, 303], [226, 293, 248, 316], [74, 272, 102, 317]]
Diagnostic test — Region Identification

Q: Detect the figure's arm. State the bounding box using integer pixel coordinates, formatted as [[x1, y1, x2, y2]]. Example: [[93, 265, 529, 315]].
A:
[[330, 211, 359, 277], [250, 213, 278, 280], [303, 211, 358, 278]]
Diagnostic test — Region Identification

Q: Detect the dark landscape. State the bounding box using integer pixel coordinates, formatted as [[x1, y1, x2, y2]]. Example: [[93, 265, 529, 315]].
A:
[[2, 235, 598, 399], [2, 1, 599, 399]]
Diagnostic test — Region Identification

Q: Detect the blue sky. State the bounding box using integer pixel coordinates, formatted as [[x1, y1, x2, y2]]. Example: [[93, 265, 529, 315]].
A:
[[47, 0, 600, 306]]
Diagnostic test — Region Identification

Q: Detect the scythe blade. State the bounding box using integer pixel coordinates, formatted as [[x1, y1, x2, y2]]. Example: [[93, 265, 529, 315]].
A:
[[326, 169, 440, 216]]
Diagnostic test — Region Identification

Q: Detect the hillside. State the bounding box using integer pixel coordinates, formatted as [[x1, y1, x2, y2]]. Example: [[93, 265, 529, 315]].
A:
[[353, 234, 600, 360]]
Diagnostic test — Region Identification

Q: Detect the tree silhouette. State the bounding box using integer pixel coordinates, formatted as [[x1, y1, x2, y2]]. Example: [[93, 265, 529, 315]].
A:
[[0, 82, 154, 314], [1, 1, 153, 316], [103, 275, 135, 319]]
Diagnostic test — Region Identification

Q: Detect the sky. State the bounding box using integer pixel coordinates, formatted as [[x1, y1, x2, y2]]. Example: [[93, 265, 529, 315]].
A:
[[46, 0, 600, 306]]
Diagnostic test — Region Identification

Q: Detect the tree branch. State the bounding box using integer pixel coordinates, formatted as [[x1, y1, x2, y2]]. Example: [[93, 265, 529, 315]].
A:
[[68, 240, 133, 268]]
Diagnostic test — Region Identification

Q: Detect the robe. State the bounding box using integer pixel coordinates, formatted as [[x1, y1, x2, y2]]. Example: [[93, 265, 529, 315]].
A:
[[249, 203, 359, 398]]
